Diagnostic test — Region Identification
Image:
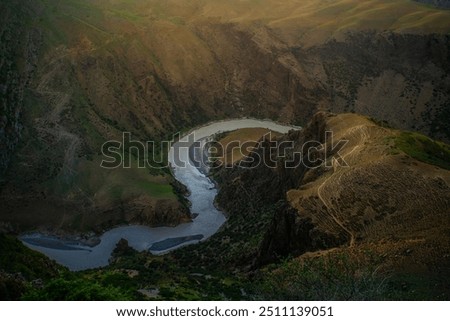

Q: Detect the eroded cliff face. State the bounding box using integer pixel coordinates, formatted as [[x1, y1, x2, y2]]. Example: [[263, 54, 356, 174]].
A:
[[308, 33, 450, 142], [0, 1, 42, 177], [213, 113, 350, 265], [215, 113, 450, 268]]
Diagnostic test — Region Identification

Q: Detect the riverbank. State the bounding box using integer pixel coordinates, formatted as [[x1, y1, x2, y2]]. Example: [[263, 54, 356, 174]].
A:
[[20, 119, 299, 271]]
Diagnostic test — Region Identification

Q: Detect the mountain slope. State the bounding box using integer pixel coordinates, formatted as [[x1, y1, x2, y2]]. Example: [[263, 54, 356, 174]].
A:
[[1, 0, 449, 234], [214, 112, 450, 298]]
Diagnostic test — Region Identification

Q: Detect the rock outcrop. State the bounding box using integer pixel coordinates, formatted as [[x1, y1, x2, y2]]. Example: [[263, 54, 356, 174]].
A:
[[215, 113, 450, 269]]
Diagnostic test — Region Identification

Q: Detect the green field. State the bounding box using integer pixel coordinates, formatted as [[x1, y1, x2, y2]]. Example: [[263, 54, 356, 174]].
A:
[[393, 132, 450, 170]]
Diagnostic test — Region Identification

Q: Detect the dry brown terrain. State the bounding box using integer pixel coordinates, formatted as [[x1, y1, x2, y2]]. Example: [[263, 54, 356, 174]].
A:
[[213, 128, 281, 166], [215, 112, 450, 297], [287, 113, 449, 247]]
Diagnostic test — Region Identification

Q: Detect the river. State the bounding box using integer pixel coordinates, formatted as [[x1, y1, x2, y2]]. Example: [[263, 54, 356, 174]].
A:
[[21, 119, 299, 271]]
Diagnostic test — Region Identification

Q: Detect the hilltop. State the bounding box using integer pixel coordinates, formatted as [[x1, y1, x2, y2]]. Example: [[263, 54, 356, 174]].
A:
[[213, 112, 450, 299]]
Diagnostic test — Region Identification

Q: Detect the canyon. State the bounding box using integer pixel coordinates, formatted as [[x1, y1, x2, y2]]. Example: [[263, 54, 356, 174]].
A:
[[0, 0, 449, 300]]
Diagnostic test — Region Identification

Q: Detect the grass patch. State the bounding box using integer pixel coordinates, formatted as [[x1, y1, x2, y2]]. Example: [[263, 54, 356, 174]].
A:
[[135, 180, 174, 198], [0, 234, 65, 300], [23, 276, 134, 300], [393, 132, 450, 170], [72, 155, 176, 202], [252, 251, 388, 300], [0, 234, 64, 280]]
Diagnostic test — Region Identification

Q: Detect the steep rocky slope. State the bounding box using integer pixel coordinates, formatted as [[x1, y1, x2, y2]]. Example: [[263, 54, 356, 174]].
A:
[[0, 1, 41, 177], [214, 113, 450, 296]]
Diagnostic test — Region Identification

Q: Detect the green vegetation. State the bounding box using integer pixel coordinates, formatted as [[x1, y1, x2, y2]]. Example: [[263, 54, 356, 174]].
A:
[[253, 252, 387, 300], [392, 131, 450, 170], [0, 234, 64, 300], [171, 201, 282, 272], [0, 235, 137, 300], [1, 230, 437, 300], [0, 235, 63, 281], [23, 277, 134, 300], [135, 181, 174, 198]]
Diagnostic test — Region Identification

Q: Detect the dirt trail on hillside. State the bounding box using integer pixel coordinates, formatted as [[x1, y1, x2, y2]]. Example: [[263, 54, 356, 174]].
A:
[[34, 50, 81, 181], [317, 170, 356, 247]]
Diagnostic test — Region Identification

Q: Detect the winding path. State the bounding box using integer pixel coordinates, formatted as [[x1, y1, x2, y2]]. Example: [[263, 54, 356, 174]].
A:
[[317, 170, 356, 247]]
